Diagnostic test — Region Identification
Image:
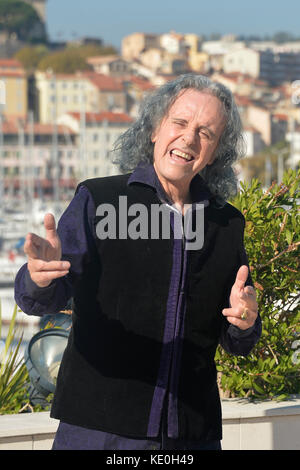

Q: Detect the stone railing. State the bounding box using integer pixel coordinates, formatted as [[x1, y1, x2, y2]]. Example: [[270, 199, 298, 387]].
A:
[[0, 397, 299, 450]]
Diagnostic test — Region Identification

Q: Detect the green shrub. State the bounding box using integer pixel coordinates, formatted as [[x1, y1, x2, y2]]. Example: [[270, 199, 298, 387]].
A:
[[0, 303, 30, 414], [215, 169, 300, 400]]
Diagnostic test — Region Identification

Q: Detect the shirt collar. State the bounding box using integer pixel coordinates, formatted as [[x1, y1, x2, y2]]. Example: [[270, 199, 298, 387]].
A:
[[127, 162, 212, 205]]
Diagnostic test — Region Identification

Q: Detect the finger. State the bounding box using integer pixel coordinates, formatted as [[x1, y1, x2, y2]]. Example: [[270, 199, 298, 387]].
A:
[[234, 265, 249, 292], [222, 307, 243, 318], [240, 291, 258, 310], [31, 270, 70, 287], [223, 306, 258, 327], [24, 233, 44, 258], [28, 259, 71, 272], [44, 213, 59, 243], [244, 285, 256, 295]]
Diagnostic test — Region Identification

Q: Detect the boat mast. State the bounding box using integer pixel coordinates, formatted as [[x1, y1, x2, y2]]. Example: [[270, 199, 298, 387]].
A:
[[51, 72, 60, 219]]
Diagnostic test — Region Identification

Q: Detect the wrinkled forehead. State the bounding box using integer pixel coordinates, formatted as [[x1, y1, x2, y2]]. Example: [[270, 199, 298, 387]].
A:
[[166, 88, 226, 117]]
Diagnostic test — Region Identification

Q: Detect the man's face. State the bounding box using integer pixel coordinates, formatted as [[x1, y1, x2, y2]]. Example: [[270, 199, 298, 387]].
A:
[[151, 89, 226, 189]]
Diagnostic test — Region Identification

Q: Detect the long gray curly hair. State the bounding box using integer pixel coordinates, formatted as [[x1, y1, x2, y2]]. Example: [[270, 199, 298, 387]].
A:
[[112, 74, 245, 201]]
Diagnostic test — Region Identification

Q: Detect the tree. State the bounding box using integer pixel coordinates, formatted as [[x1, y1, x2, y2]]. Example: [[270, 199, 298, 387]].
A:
[[0, 0, 47, 43], [37, 48, 92, 74], [14, 44, 49, 70], [216, 169, 300, 400], [37, 44, 117, 74]]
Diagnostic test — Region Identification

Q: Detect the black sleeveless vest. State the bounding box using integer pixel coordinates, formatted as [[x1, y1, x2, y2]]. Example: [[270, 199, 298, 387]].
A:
[[50, 173, 247, 440]]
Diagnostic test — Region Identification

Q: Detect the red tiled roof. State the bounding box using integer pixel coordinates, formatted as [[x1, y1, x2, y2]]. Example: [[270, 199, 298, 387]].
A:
[[218, 72, 267, 86], [86, 55, 120, 65], [128, 75, 155, 91], [68, 111, 133, 123], [273, 113, 289, 121], [83, 72, 124, 91], [1, 119, 75, 135], [0, 59, 23, 68]]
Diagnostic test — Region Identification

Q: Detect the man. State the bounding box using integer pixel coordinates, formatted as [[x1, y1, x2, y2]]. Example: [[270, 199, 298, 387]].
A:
[[15, 74, 261, 450]]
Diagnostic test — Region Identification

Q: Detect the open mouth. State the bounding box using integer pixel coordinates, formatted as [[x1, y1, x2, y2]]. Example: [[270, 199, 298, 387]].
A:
[[170, 149, 194, 163]]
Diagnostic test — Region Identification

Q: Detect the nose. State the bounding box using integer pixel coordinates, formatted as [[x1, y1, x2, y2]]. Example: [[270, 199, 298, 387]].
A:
[[182, 126, 198, 147]]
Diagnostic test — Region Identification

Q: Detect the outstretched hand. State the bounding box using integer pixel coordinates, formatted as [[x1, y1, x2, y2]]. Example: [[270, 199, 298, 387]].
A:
[[222, 265, 258, 330], [24, 213, 70, 288]]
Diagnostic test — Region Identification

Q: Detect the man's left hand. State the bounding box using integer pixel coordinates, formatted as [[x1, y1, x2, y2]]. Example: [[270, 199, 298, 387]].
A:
[[222, 265, 258, 330]]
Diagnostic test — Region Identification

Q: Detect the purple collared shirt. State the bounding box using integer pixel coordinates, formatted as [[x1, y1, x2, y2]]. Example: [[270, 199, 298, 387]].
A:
[[14, 163, 261, 450]]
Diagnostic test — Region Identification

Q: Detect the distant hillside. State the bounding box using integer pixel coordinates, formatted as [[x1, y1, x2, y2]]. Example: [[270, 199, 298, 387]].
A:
[[0, 0, 47, 43]]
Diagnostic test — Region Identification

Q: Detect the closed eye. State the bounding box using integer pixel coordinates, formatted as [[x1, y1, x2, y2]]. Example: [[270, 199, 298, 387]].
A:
[[199, 127, 215, 139], [199, 130, 210, 138], [172, 119, 186, 126]]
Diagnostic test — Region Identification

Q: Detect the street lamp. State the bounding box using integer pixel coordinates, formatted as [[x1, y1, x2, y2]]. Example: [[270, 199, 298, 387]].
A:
[[24, 312, 71, 406]]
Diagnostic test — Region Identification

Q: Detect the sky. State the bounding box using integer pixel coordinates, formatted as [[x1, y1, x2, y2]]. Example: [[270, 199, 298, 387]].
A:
[[46, 0, 300, 51]]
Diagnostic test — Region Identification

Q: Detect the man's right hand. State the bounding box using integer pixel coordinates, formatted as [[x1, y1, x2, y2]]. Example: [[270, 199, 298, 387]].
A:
[[24, 213, 70, 288]]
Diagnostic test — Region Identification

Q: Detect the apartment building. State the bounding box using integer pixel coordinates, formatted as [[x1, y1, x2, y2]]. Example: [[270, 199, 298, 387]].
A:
[[84, 72, 127, 113], [86, 56, 132, 77], [160, 31, 188, 55], [124, 75, 155, 117], [212, 71, 268, 97], [201, 39, 245, 56], [286, 123, 300, 169], [247, 104, 288, 146], [184, 34, 209, 72], [57, 110, 133, 178], [223, 47, 300, 85], [243, 126, 265, 157], [0, 59, 27, 120], [35, 71, 127, 123], [122, 33, 160, 61], [35, 71, 96, 123]]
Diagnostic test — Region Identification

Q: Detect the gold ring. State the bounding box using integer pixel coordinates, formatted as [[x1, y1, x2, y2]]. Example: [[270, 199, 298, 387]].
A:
[[241, 308, 248, 320]]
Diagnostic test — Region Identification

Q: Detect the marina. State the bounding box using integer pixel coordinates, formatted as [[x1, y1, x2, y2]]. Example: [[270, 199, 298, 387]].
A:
[[0, 198, 69, 354]]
